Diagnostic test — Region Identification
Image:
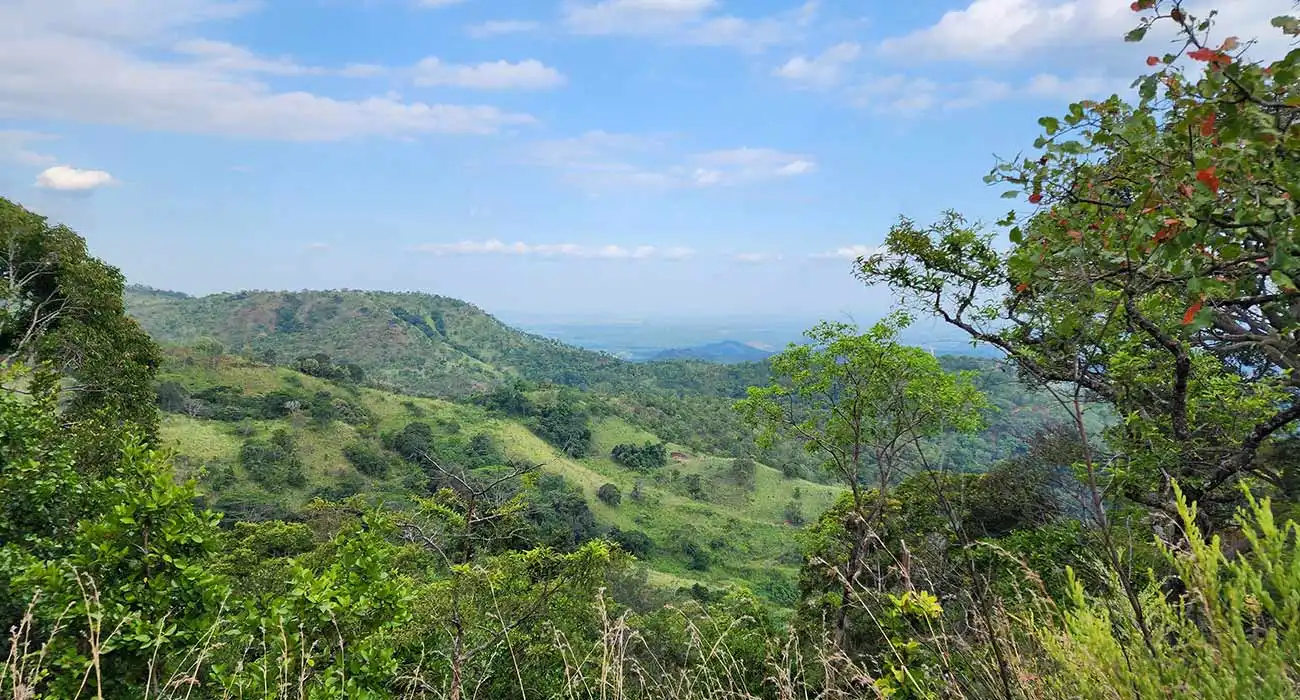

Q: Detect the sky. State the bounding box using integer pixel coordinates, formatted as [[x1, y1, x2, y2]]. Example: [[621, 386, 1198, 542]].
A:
[[0, 0, 1292, 319]]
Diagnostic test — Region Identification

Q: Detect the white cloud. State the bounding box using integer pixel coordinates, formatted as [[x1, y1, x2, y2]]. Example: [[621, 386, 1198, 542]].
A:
[[467, 20, 542, 37], [562, 0, 815, 51], [0, 0, 536, 141], [774, 42, 861, 89], [877, 0, 1295, 62], [849, 74, 1014, 114], [526, 133, 816, 189], [0, 130, 59, 166], [877, 0, 1132, 61], [414, 239, 696, 260], [811, 244, 879, 260], [172, 39, 320, 76], [413, 58, 566, 90], [304, 242, 331, 251], [689, 147, 816, 185], [416, 0, 467, 6], [35, 165, 116, 191], [1024, 73, 1127, 100]]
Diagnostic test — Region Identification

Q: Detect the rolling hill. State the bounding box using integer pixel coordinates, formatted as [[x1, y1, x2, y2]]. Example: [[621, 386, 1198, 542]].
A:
[[652, 340, 775, 363], [125, 286, 771, 399], [153, 351, 837, 601]]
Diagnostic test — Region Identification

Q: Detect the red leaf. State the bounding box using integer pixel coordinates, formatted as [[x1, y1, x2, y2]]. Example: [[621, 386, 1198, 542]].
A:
[[1028, 193, 1043, 204], [1200, 112, 1216, 137], [1015, 282, 1029, 293], [1068, 230, 1083, 241], [1196, 166, 1220, 193], [1147, 55, 1160, 66], [1130, 1, 1140, 10], [1182, 300, 1203, 325], [1187, 47, 1229, 64]]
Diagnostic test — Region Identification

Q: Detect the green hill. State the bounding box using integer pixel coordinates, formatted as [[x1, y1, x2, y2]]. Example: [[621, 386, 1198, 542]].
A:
[[154, 351, 837, 601], [126, 286, 771, 399]]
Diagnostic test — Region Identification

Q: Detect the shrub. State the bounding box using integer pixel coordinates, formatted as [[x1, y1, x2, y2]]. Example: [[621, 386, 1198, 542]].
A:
[[343, 441, 392, 478], [597, 483, 622, 506], [611, 441, 668, 471]]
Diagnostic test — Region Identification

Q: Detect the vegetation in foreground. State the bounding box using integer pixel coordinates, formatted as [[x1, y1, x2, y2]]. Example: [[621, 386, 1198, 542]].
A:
[[4, 3, 1300, 698]]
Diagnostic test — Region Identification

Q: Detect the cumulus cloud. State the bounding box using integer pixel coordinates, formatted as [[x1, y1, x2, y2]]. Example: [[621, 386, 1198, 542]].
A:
[[35, 165, 116, 191], [0, 130, 58, 166], [416, 0, 467, 6], [774, 42, 861, 89], [562, 0, 815, 51], [811, 244, 879, 260], [413, 58, 566, 90], [0, 0, 536, 141], [414, 239, 696, 260], [526, 134, 816, 190], [877, 0, 1293, 62], [467, 20, 542, 37]]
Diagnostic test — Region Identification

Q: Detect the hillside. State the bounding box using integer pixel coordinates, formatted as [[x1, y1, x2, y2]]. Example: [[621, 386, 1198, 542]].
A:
[[154, 351, 838, 601], [126, 286, 771, 399], [652, 340, 774, 363]]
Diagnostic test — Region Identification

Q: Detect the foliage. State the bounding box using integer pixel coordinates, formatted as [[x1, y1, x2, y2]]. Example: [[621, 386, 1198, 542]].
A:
[[610, 440, 668, 471], [240, 428, 306, 490], [1, 197, 163, 444], [597, 482, 622, 506], [857, 4, 1300, 523]]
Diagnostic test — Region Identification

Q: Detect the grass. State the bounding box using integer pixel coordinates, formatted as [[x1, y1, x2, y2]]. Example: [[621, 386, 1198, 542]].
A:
[[156, 359, 843, 602]]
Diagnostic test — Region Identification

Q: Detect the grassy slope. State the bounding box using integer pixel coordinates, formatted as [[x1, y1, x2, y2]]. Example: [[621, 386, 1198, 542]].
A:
[[157, 358, 838, 598]]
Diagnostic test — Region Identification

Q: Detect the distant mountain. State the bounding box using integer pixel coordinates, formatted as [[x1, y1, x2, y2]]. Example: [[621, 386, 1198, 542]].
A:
[[124, 286, 771, 398], [652, 340, 775, 364]]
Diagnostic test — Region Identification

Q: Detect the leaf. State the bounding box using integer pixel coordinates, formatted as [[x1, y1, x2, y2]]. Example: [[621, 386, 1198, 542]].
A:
[[1038, 116, 1061, 135], [1182, 300, 1203, 325], [1146, 55, 1160, 66], [1272, 270, 1298, 292], [1125, 26, 1148, 42], [1200, 112, 1216, 137], [1196, 166, 1220, 193], [1028, 193, 1043, 204]]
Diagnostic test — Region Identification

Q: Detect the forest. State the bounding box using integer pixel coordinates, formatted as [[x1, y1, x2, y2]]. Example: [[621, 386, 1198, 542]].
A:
[[3, 4, 1300, 698]]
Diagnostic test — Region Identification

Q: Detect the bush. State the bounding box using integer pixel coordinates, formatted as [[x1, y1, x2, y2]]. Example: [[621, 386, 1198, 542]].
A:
[[597, 483, 622, 506], [343, 441, 392, 478], [607, 527, 652, 558], [611, 441, 668, 471], [782, 499, 805, 526], [240, 429, 305, 490]]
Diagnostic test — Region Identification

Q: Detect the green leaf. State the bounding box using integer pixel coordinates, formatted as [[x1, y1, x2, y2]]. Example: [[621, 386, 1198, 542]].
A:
[[1124, 26, 1148, 42], [1002, 190, 1021, 199], [1271, 270, 1297, 291], [1038, 116, 1061, 135]]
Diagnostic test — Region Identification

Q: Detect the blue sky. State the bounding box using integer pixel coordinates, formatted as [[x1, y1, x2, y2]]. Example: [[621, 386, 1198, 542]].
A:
[[0, 0, 1290, 319]]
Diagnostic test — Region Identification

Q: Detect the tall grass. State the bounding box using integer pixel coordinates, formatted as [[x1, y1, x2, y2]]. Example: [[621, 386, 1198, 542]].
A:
[[6, 485, 1297, 699]]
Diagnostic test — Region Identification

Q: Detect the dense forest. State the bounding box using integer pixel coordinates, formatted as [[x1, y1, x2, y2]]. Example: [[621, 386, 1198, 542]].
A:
[[4, 5, 1300, 699]]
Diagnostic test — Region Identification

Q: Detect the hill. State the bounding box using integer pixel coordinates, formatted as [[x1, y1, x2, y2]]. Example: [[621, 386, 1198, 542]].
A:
[[125, 286, 772, 399], [153, 351, 838, 601], [652, 340, 774, 363]]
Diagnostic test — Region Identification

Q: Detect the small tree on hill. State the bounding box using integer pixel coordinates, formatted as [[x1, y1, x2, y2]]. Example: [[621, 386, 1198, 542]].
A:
[[597, 482, 622, 506]]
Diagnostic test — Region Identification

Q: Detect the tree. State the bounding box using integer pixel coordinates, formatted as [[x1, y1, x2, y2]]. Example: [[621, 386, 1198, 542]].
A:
[[597, 482, 622, 506], [735, 313, 986, 646], [611, 441, 668, 471], [856, 5, 1300, 527], [0, 198, 163, 443], [730, 456, 758, 490]]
